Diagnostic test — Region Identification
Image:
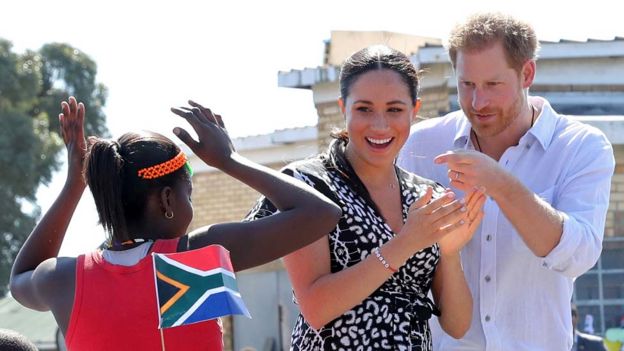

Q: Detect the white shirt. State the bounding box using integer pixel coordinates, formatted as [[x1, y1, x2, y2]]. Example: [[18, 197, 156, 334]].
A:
[[397, 97, 615, 351], [102, 242, 153, 266]]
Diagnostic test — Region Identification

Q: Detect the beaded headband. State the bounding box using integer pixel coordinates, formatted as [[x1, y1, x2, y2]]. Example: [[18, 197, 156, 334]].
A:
[[137, 151, 188, 179]]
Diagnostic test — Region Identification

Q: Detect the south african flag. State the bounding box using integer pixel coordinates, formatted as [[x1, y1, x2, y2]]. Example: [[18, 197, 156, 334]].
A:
[[152, 245, 251, 329]]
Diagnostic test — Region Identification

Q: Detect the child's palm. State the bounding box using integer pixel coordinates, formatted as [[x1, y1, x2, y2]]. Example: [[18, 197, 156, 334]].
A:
[[59, 96, 87, 181], [171, 100, 235, 169]]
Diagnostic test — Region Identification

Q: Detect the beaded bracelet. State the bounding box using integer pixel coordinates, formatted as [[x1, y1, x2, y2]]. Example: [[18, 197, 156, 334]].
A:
[[372, 247, 398, 273]]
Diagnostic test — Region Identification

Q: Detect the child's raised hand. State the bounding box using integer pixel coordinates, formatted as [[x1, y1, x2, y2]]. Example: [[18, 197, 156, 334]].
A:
[[171, 100, 235, 169], [59, 96, 87, 183]]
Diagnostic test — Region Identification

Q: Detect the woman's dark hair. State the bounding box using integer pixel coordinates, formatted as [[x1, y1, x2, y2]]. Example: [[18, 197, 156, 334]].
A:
[[84, 131, 190, 243], [339, 45, 420, 105], [333, 45, 420, 140]]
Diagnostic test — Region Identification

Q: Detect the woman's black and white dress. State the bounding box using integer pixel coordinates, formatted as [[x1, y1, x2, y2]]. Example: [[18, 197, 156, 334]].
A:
[[245, 139, 443, 351]]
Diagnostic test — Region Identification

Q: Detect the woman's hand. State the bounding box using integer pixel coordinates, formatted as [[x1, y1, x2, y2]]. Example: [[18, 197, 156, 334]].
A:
[[437, 188, 486, 256], [59, 96, 87, 185], [399, 187, 468, 252], [171, 100, 236, 170]]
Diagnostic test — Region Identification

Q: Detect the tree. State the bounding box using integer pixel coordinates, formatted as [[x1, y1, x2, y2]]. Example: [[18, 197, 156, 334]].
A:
[[0, 38, 108, 296]]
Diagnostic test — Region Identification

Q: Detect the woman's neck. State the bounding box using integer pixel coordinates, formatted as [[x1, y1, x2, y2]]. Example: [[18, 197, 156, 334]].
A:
[[344, 145, 398, 190]]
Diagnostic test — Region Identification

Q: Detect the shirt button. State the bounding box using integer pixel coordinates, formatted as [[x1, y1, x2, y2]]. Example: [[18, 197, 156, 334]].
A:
[[485, 315, 491, 322], [485, 275, 491, 282], [486, 234, 492, 241]]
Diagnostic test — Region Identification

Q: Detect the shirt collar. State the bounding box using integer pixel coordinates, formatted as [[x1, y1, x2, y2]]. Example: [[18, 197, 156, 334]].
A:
[[451, 96, 558, 151], [527, 96, 558, 150], [453, 112, 473, 149]]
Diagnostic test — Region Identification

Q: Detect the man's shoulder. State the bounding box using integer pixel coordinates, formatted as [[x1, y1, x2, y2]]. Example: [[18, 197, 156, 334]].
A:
[[551, 112, 611, 146], [411, 110, 464, 134], [406, 110, 465, 149]]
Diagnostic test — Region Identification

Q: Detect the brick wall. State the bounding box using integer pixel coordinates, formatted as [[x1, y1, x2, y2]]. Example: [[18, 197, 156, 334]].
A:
[[316, 101, 344, 151], [418, 85, 451, 119], [189, 162, 289, 231], [607, 165, 624, 237]]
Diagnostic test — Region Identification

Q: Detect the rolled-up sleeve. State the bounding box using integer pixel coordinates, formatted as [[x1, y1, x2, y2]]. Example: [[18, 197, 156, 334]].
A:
[[542, 132, 615, 277]]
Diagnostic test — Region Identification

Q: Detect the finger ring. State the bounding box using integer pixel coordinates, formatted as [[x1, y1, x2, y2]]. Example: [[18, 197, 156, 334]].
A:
[[455, 171, 460, 180]]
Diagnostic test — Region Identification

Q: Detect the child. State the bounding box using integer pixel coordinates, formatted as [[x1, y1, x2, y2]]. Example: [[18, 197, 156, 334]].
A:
[[9, 97, 341, 351]]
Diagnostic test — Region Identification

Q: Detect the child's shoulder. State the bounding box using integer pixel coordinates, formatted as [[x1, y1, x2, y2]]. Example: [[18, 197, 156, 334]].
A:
[[35, 256, 76, 292]]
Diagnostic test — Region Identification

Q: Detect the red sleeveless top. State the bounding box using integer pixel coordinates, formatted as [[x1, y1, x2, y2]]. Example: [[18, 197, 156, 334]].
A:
[[65, 238, 223, 350]]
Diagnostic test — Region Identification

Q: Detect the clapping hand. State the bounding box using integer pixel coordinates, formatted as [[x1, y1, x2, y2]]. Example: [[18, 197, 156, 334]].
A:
[[437, 188, 486, 256], [400, 187, 468, 252]]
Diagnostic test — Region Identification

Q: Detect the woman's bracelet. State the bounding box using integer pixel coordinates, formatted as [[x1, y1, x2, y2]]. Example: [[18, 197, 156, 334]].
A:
[[372, 247, 398, 273]]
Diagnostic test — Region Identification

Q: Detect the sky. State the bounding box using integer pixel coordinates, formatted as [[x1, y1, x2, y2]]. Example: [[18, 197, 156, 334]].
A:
[[3, 0, 623, 256]]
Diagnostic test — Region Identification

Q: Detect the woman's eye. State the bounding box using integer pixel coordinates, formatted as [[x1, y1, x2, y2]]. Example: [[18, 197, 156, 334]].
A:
[[388, 108, 403, 113], [356, 106, 371, 112]]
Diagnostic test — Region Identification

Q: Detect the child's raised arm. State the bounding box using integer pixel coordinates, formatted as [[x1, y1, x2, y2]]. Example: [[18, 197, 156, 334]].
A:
[[171, 101, 341, 271], [10, 97, 86, 311]]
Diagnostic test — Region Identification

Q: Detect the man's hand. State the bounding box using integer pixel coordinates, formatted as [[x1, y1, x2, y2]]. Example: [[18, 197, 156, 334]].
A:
[[434, 150, 508, 198]]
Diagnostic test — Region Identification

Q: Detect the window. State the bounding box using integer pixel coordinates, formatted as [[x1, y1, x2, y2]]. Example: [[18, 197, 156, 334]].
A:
[[573, 237, 624, 335]]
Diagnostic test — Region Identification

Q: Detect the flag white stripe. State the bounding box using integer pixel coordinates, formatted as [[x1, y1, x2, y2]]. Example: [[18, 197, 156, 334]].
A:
[[171, 286, 243, 327], [156, 253, 235, 278]]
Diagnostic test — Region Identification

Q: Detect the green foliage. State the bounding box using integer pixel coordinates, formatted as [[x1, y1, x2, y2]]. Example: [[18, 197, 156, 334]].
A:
[[0, 38, 108, 295]]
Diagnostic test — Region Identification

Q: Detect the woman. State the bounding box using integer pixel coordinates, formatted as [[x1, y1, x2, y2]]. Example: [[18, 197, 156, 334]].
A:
[[246, 45, 485, 350]]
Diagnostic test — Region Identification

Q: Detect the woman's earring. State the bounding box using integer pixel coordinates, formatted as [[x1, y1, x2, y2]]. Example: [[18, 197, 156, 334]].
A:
[[165, 210, 174, 219]]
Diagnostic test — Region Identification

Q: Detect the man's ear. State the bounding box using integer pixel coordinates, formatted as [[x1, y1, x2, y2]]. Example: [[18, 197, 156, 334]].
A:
[[521, 60, 536, 89]]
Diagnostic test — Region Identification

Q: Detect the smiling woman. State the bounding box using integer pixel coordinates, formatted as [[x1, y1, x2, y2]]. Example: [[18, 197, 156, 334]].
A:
[[245, 45, 486, 350]]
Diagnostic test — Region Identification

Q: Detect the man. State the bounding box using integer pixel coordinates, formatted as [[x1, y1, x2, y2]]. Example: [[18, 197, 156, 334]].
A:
[[572, 305, 607, 351], [398, 13, 615, 351]]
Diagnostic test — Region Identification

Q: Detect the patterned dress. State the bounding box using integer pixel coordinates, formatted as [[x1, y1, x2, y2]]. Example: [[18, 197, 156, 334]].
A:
[[245, 139, 442, 351]]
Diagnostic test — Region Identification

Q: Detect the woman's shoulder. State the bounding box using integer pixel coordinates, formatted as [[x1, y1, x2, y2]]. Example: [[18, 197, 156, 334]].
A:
[[282, 154, 328, 176]]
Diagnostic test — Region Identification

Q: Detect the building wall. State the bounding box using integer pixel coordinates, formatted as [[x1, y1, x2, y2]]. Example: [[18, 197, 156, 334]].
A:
[[606, 150, 624, 238], [315, 101, 343, 151], [326, 31, 440, 66]]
